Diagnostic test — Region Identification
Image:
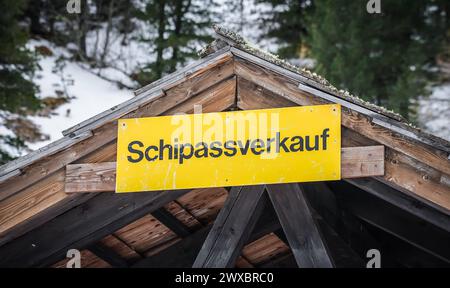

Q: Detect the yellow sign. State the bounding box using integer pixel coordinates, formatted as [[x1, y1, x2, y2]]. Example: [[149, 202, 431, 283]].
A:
[[116, 104, 341, 192]]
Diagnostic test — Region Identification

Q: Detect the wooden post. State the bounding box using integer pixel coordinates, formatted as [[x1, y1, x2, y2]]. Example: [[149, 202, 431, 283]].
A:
[[193, 185, 266, 268], [266, 183, 333, 268]]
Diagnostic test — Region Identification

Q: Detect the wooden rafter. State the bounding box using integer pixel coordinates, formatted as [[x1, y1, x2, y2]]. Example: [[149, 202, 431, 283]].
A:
[[329, 181, 450, 264], [0, 72, 236, 243], [134, 201, 281, 268], [193, 186, 266, 268], [266, 184, 333, 268], [0, 189, 191, 267], [152, 208, 191, 238], [88, 243, 129, 268], [235, 74, 450, 212]]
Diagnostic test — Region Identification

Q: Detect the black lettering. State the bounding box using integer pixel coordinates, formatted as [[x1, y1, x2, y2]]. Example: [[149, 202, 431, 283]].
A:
[[145, 145, 158, 161], [179, 143, 194, 164], [276, 132, 290, 153], [266, 137, 275, 152], [321, 128, 330, 150], [194, 142, 208, 158], [159, 139, 173, 160], [224, 140, 237, 156], [290, 136, 304, 152], [209, 141, 223, 158], [127, 141, 144, 163], [250, 139, 264, 155], [237, 140, 251, 155], [305, 135, 319, 151]]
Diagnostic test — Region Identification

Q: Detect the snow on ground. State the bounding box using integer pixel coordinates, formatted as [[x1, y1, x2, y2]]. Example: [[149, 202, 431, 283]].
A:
[[417, 83, 450, 141], [25, 39, 134, 151]]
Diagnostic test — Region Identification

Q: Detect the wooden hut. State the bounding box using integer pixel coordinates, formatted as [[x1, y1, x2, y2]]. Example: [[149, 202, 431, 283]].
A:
[[0, 25, 448, 268]]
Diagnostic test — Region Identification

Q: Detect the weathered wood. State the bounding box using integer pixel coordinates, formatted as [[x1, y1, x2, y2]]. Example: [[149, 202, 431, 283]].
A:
[[329, 181, 450, 263], [266, 183, 333, 268], [0, 58, 234, 205], [341, 146, 384, 178], [346, 178, 450, 232], [236, 76, 450, 212], [65, 162, 116, 193], [152, 208, 191, 238], [64, 48, 233, 136], [232, 48, 450, 153], [0, 75, 236, 244], [0, 189, 190, 267], [234, 59, 450, 174], [134, 201, 280, 268], [133, 226, 211, 267], [64, 146, 384, 193], [88, 243, 129, 268], [193, 185, 266, 268]]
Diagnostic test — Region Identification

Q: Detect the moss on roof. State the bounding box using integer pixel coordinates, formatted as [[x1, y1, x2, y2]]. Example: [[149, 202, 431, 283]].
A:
[[211, 24, 406, 122]]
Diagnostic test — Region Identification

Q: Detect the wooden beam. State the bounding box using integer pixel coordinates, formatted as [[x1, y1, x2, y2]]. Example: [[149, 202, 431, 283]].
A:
[[88, 243, 129, 268], [0, 52, 234, 200], [0, 73, 236, 245], [266, 183, 333, 268], [0, 189, 190, 267], [193, 186, 266, 268], [345, 178, 450, 232], [233, 49, 450, 155], [329, 181, 450, 264], [236, 75, 450, 213], [341, 146, 384, 178], [133, 201, 280, 267], [152, 208, 191, 238], [64, 146, 384, 193]]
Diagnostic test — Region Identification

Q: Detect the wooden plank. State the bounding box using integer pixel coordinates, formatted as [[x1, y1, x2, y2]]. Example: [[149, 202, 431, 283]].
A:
[[64, 146, 384, 193], [241, 233, 290, 265], [63, 47, 232, 136], [65, 162, 115, 193], [341, 146, 384, 178], [328, 181, 450, 263], [234, 59, 450, 174], [193, 186, 266, 268], [152, 208, 191, 238], [0, 189, 190, 267], [99, 234, 142, 262], [88, 243, 129, 267], [113, 214, 177, 254], [346, 178, 450, 232], [0, 75, 236, 245], [0, 58, 234, 206], [266, 183, 333, 268], [133, 226, 211, 268], [133, 202, 280, 268], [236, 77, 450, 213], [232, 48, 450, 153]]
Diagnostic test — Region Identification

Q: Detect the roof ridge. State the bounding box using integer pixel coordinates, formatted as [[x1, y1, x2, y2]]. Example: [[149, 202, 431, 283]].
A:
[[211, 24, 406, 123]]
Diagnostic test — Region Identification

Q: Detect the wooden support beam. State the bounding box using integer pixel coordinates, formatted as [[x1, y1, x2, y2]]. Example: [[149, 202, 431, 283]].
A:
[[301, 182, 402, 267], [0, 60, 236, 245], [152, 208, 191, 238], [266, 183, 333, 268], [133, 201, 280, 267], [345, 178, 450, 232], [64, 146, 384, 193], [0, 189, 190, 267], [236, 74, 450, 213], [88, 243, 129, 268], [329, 181, 450, 264], [193, 186, 266, 268]]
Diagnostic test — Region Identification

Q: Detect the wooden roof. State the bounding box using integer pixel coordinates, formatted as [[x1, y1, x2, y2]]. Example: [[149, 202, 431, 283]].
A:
[[0, 26, 449, 268]]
